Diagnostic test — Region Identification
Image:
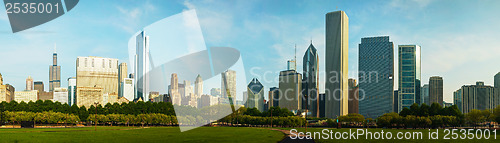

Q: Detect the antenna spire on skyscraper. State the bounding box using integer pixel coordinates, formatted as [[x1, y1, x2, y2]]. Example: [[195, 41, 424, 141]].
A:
[[294, 44, 297, 70]]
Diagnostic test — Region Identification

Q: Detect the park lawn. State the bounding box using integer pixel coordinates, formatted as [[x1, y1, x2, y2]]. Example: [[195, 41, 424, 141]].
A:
[[0, 126, 284, 143], [282, 128, 500, 143]]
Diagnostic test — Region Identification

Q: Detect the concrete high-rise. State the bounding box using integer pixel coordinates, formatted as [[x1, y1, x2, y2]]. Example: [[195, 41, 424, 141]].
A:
[[459, 81, 494, 113], [14, 90, 38, 103], [76, 56, 119, 106], [358, 36, 394, 118], [34, 81, 44, 93], [169, 73, 181, 106], [421, 84, 429, 105], [268, 87, 279, 108], [26, 76, 33, 90], [348, 79, 359, 114], [429, 76, 443, 106], [49, 47, 61, 92], [118, 63, 128, 98], [302, 43, 319, 117], [195, 74, 203, 97], [247, 78, 264, 111], [0, 73, 14, 102], [53, 87, 68, 104], [221, 70, 236, 99], [398, 45, 421, 112], [134, 31, 150, 101], [67, 77, 76, 106], [279, 70, 302, 113], [121, 78, 134, 101], [325, 11, 349, 118]]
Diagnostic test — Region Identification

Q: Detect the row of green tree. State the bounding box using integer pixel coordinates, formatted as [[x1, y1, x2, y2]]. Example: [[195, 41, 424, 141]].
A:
[[0, 100, 176, 122], [1, 111, 80, 125], [242, 107, 295, 117], [218, 115, 306, 127], [377, 112, 462, 129], [399, 103, 462, 117]]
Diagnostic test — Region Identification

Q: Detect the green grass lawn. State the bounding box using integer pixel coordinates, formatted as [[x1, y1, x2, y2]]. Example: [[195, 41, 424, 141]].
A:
[[282, 128, 500, 143], [0, 126, 284, 143]]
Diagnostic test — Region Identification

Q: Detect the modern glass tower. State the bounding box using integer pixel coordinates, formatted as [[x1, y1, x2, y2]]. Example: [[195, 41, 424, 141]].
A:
[[421, 84, 429, 105], [325, 10, 349, 119], [358, 36, 394, 118], [429, 76, 443, 106], [135, 31, 150, 101], [302, 43, 319, 117], [398, 45, 421, 112]]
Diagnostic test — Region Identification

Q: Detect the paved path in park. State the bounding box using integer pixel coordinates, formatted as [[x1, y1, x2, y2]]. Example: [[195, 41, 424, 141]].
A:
[[264, 128, 315, 143]]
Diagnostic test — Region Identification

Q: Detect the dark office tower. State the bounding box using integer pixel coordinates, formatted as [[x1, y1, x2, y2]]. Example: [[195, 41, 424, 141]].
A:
[[49, 46, 61, 91], [358, 36, 394, 118], [34, 81, 44, 93], [325, 10, 349, 119], [302, 43, 319, 117], [394, 90, 398, 112], [268, 87, 279, 108], [429, 76, 443, 106], [495, 72, 500, 108], [348, 79, 359, 114], [398, 45, 421, 112]]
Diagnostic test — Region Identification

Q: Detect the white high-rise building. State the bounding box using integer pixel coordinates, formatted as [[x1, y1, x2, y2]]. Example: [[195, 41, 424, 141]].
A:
[[195, 74, 203, 97], [53, 87, 68, 104], [134, 31, 150, 101], [67, 77, 76, 106], [26, 76, 33, 90], [121, 78, 135, 101]]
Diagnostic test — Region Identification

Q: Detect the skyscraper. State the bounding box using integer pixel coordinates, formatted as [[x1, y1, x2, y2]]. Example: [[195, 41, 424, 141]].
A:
[[221, 70, 236, 99], [34, 81, 44, 93], [358, 36, 394, 118], [49, 47, 61, 92], [421, 84, 429, 105], [247, 78, 264, 111], [453, 88, 462, 112], [278, 70, 302, 113], [134, 31, 150, 101], [26, 76, 33, 90], [53, 87, 68, 104], [398, 45, 421, 112], [118, 63, 128, 97], [495, 72, 500, 108], [67, 77, 76, 106], [348, 79, 359, 114], [287, 60, 296, 71], [76, 56, 119, 106], [459, 81, 494, 113], [268, 87, 279, 109], [195, 74, 203, 97], [121, 78, 134, 101], [325, 11, 349, 118], [429, 76, 443, 106], [302, 43, 319, 117], [169, 73, 181, 106]]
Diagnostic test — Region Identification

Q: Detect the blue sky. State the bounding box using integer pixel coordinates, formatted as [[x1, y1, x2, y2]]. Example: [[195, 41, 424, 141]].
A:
[[1, 0, 500, 103]]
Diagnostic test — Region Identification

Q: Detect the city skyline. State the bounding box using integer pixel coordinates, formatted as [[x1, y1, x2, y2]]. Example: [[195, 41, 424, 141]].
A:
[[2, 0, 500, 104]]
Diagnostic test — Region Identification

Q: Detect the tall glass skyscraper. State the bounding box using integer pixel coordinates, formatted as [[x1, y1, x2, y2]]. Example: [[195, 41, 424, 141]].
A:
[[303, 43, 319, 117], [358, 36, 394, 118], [325, 11, 349, 119], [421, 84, 429, 105], [247, 78, 264, 111], [135, 31, 150, 101], [49, 46, 61, 92], [398, 45, 421, 112]]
